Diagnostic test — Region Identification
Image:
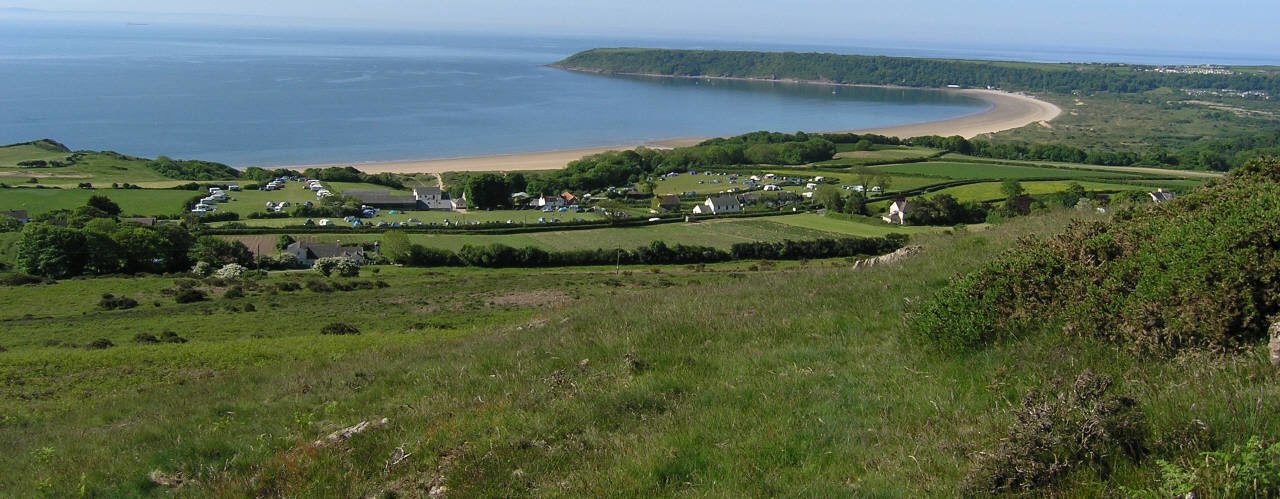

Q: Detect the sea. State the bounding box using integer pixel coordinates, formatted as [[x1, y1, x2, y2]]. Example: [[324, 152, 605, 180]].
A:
[[0, 21, 1271, 167]]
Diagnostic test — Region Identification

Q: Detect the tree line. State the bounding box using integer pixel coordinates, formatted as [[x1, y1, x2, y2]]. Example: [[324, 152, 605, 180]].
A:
[[385, 235, 907, 268], [556, 48, 1280, 95]]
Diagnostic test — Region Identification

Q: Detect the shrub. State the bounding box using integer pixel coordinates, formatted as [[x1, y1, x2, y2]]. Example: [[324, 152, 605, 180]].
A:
[[85, 338, 115, 350], [0, 274, 53, 286], [223, 286, 244, 299], [963, 371, 1147, 494], [213, 263, 248, 280], [132, 333, 159, 344], [304, 279, 332, 293], [275, 281, 301, 292], [98, 293, 139, 310], [190, 261, 213, 277], [313, 257, 359, 277], [174, 288, 207, 304], [320, 322, 360, 335], [159, 331, 189, 343]]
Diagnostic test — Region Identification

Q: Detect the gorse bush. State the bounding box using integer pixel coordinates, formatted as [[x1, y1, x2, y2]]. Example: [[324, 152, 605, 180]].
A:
[[913, 157, 1280, 355], [98, 293, 138, 311], [963, 371, 1148, 494], [320, 322, 360, 335]]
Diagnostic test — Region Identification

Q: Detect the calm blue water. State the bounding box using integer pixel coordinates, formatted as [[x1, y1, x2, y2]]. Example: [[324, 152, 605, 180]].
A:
[[0, 23, 990, 166]]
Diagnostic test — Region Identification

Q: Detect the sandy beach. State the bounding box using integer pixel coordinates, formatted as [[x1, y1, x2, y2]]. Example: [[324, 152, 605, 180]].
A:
[[296, 88, 1060, 175]]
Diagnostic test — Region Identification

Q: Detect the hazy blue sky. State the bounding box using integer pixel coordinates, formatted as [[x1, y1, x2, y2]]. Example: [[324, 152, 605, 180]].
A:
[[3, 0, 1277, 55]]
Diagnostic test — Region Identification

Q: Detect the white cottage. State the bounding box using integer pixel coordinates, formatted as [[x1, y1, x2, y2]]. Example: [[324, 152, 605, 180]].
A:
[[882, 199, 909, 225]]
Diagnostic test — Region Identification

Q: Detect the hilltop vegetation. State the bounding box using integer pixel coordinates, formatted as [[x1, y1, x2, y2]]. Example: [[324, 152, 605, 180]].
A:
[[915, 157, 1280, 355], [555, 48, 1280, 95]]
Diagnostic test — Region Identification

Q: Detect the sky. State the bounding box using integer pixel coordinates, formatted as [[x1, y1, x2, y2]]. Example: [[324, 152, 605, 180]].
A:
[[2, 0, 1278, 57]]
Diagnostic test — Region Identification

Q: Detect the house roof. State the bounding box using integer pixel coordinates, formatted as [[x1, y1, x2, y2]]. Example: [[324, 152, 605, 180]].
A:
[[346, 189, 417, 206], [122, 217, 157, 226], [413, 186, 444, 198], [1, 210, 29, 221], [707, 195, 740, 207], [657, 195, 680, 207], [288, 241, 364, 260], [1149, 190, 1176, 203]]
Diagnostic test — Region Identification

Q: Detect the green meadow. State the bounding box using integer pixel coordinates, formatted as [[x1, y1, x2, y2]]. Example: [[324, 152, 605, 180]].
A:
[[0, 187, 196, 216]]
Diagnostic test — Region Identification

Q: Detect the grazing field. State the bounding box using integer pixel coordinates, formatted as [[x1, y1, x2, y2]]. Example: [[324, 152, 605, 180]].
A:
[[0, 187, 195, 216], [929, 180, 1149, 202], [873, 160, 1139, 180], [817, 145, 943, 166], [0, 148, 175, 187], [768, 213, 945, 236], [0, 143, 70, 167], [283, 216, 905, 252]]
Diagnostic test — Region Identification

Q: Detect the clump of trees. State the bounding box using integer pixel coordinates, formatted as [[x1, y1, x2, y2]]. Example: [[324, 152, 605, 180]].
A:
[[147, 156, 240, 180], [12, 198, 259, 278], [905, 194, 988, 225]]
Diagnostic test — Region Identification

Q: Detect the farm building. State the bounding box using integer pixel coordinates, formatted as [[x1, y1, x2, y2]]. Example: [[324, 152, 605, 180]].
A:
[[346, 190, 419, 210], [882, 199, 909, 225], [285, 241, 366, 266], [412, 186, 460, 210], [654, 195, 681, 213], [1149, 188, 1176, 203], [691, 195, 742, 215]]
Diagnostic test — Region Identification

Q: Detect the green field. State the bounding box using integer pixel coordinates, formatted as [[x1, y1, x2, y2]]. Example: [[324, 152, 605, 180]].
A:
[[929, 180, 1149, 202], [873, 160, 1139, 180], [0, 143, 70, 167], [0, 146, 176, 187], [817, 145, 943, 166], [275, 215, 914, 252], [0, 187, 195, 216]]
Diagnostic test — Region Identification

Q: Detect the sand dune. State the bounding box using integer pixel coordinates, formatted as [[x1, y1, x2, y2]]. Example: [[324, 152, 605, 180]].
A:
[[288, 89, 1060, 175]]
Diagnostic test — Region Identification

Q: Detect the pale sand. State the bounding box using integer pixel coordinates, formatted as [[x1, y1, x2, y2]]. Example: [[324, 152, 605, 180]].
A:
[[288, 89, 1061, 175]]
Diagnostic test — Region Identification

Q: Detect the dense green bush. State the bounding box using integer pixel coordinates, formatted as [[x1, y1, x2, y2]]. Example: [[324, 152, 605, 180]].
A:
[[174, 288, 206, 304], [98, 293, 138, 311], [320, 322, 360, 335], [913, 157, 1280, 355]]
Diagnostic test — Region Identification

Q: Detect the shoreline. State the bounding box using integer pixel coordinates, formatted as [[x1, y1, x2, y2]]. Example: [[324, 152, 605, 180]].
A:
[[284, 79, 1060, 175]]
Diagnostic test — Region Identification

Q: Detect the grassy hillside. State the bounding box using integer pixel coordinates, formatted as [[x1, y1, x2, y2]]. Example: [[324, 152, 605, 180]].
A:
[[2, 197, 1277, 495]]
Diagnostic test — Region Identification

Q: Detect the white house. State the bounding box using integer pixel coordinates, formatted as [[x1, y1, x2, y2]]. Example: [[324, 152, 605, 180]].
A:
[[412, 186, 459, 210], [882, 199, 909, 225], [530, 195, 566, 209], [1149, 189, 1176, 204], [691, 195, 743, 215]]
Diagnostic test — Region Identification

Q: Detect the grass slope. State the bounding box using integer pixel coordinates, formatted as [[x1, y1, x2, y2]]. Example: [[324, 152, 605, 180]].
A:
[[1, 211, 1274, 496]]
